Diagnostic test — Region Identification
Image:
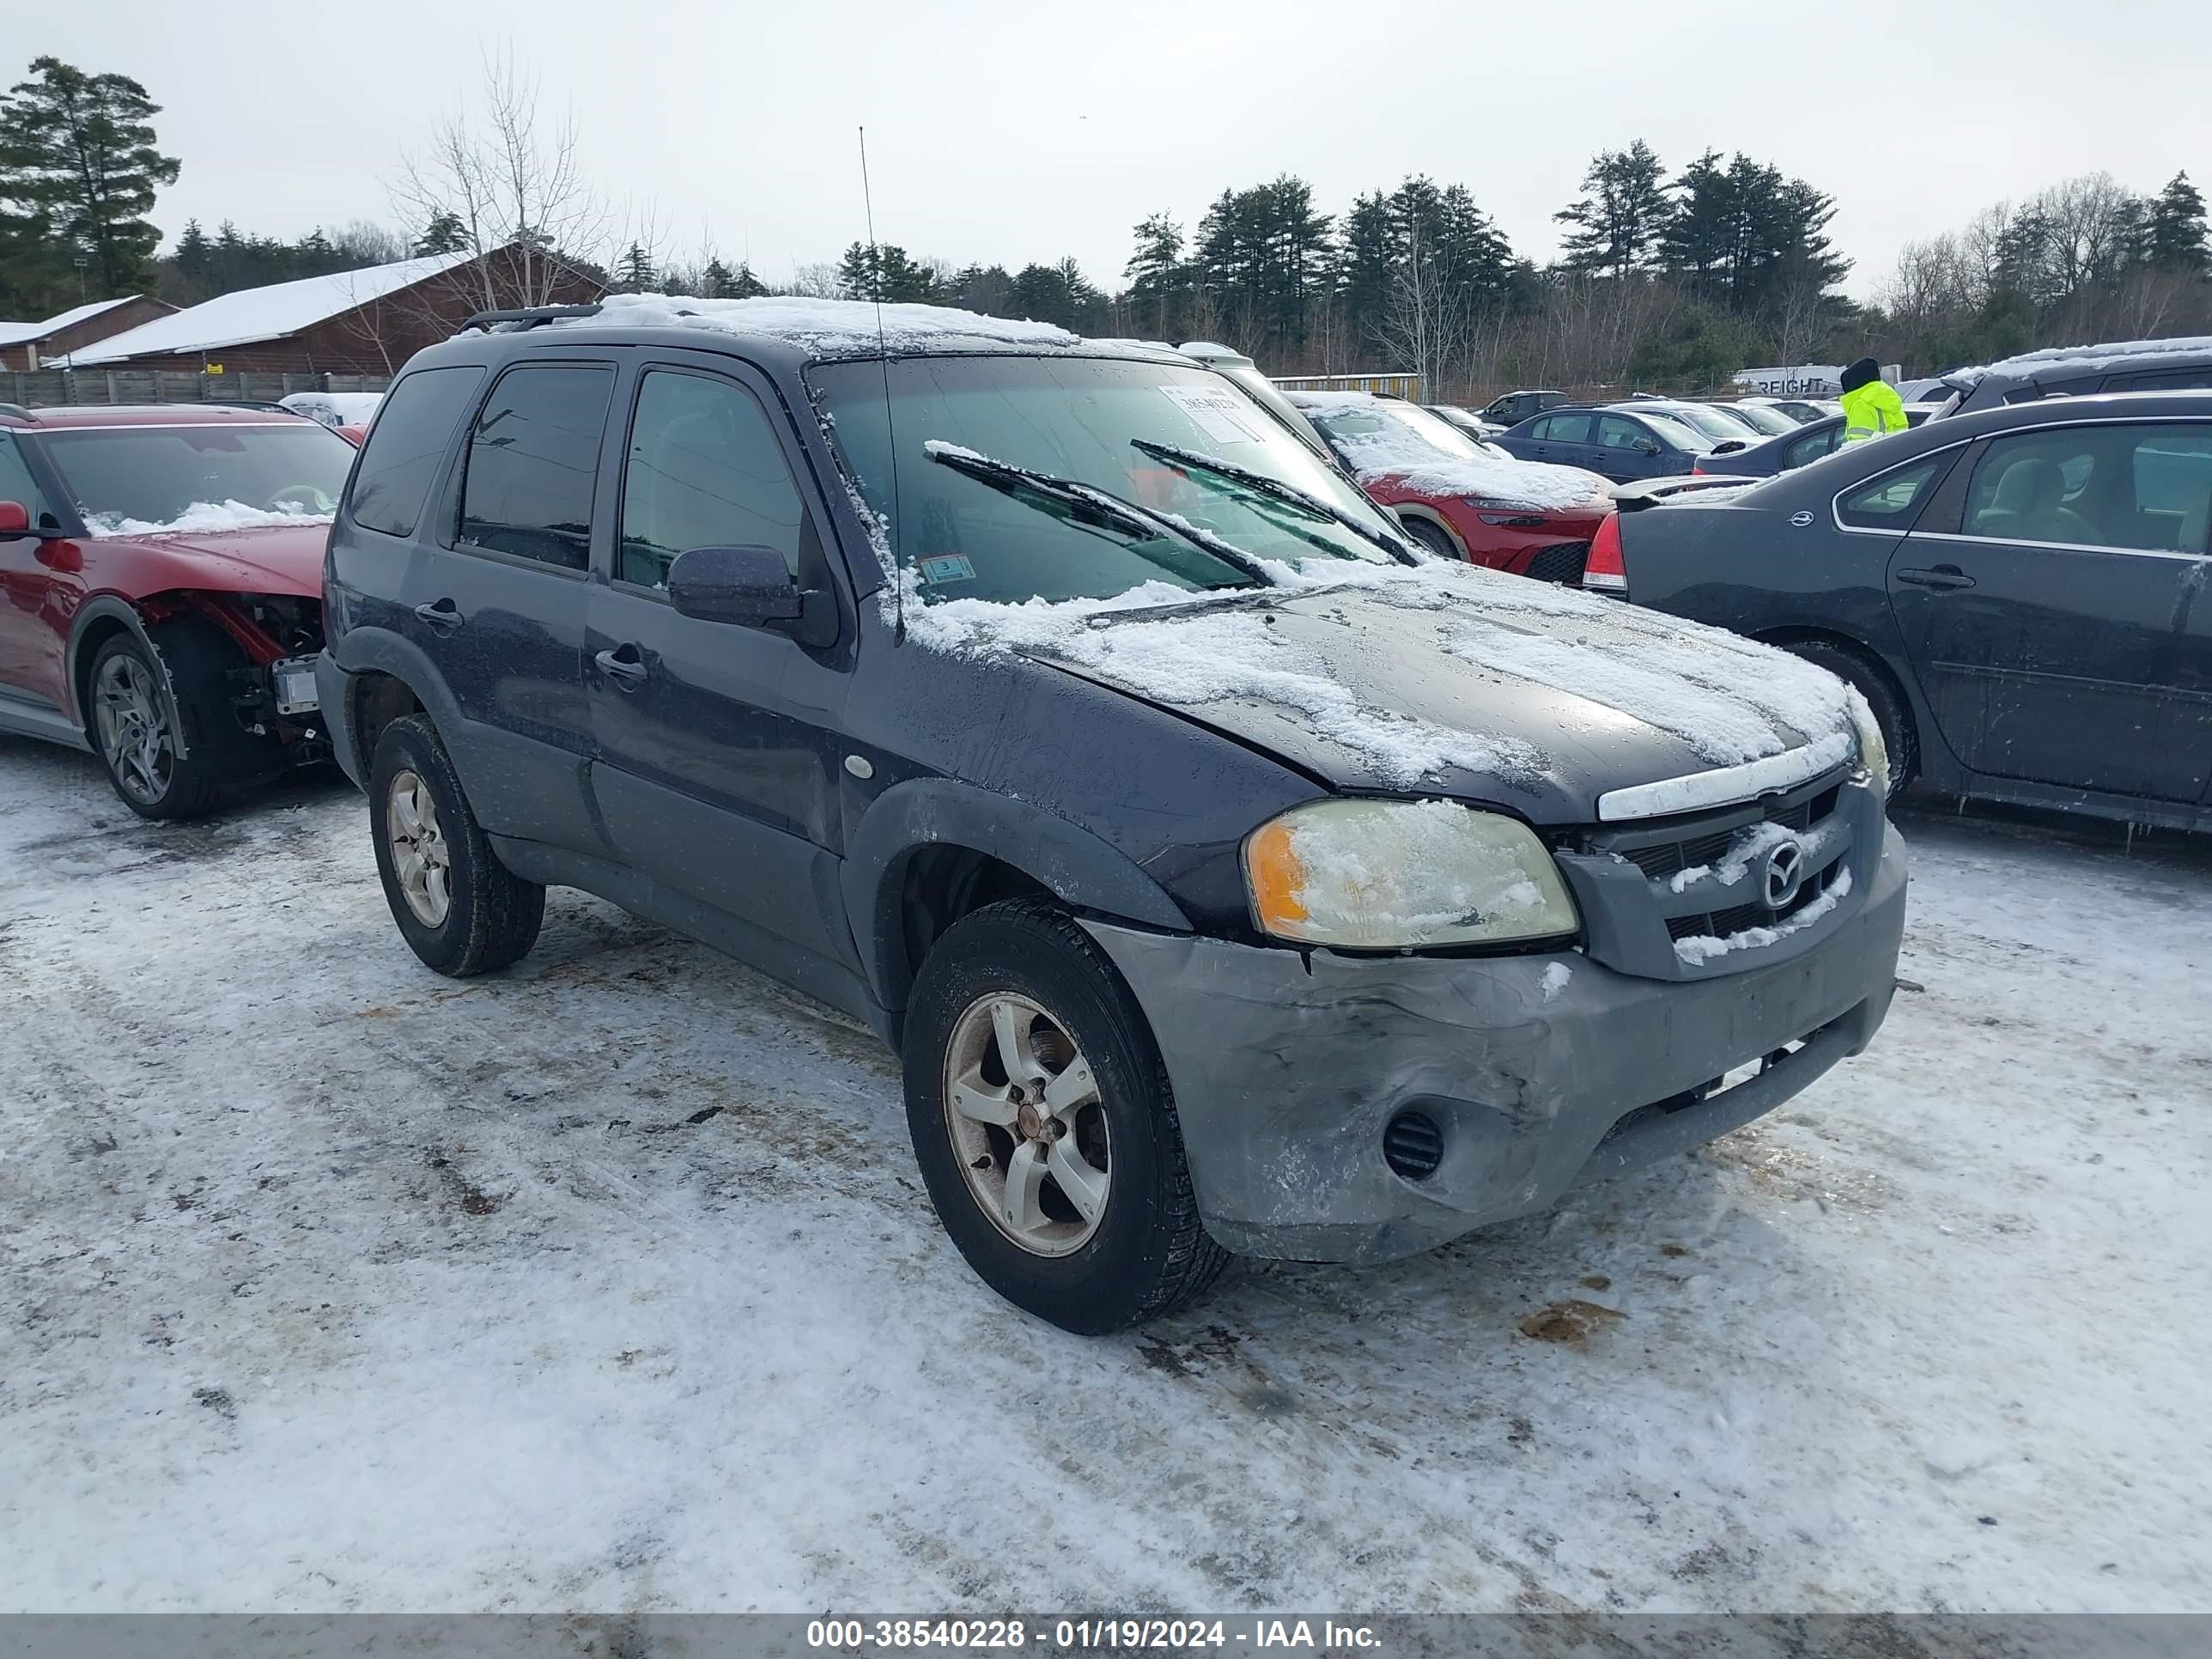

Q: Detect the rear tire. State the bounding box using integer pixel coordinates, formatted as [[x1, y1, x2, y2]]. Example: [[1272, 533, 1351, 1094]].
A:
[[87, 622, 255, 821], [368, 713, 544, 976], [1782, 638, 1917, 800], [902, 899, 1229, 1334], [1398, 516, 1462, 561]]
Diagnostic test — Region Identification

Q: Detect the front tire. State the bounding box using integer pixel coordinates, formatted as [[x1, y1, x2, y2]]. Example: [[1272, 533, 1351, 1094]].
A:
[[87, 622, 250, 820], [1782, 639, 1917, 801], [1398, 516, 1462, 561], [368, 713, 544, 976], [902, 900, 1229, 1334]]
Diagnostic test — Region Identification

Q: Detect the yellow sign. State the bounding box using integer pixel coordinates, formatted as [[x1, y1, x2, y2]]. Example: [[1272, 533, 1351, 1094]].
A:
[[203, 362, 222, 374]]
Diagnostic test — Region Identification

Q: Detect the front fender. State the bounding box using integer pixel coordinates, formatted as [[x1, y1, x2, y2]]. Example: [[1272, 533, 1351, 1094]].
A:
[[64, 596, 162, 730], [842, 776, 1191, 1013]]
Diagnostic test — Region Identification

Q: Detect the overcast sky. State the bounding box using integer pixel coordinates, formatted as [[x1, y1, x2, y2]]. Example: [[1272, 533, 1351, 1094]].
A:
[[21, 0, 2212, 302]]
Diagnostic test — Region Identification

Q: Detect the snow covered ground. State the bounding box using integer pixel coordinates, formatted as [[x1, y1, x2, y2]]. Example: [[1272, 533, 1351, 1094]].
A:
[[1, 735, 2207, 1615]]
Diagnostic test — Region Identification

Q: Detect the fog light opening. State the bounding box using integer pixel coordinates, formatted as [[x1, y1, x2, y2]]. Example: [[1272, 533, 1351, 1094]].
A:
[[1382, 1109, 1444, 1182]]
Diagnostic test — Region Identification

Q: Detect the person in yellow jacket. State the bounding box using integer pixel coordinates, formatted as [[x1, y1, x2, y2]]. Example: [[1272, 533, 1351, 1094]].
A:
[[1838, 356, 1908, 443]]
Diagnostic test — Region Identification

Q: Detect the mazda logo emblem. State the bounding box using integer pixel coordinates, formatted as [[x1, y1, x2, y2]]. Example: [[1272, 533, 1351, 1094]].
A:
[[1763, 839, 1807, 908]]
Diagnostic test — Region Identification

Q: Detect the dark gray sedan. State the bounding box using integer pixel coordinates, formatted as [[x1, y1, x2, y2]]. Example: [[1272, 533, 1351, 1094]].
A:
[[1593, 390, 2212, 832]]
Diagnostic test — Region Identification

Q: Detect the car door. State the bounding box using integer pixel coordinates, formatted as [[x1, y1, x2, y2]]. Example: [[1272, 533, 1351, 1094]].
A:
[[0, 429, 72, 715], [584, 356, 860, 977], [1534, 412, 1595, 471], [398, 358, 613, 850], [1594, 415, 1662, 482], [1885, 419, 2210, 802]]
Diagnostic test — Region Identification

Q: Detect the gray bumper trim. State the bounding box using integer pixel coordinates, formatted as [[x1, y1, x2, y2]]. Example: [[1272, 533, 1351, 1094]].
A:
[[1081, 821, 1908, 1264]]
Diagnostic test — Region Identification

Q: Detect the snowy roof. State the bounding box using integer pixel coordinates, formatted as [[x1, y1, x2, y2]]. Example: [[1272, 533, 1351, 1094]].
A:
[[0, 296, 143, 348], [551, 293, 1079, 356], [1983, 332, 2212, 380], [1286, 389, 1610, 512], [58, 252, 480, 365]]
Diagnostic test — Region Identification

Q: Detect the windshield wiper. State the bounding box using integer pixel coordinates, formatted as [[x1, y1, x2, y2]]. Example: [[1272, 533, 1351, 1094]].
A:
[[923, 441, 1275, 585], [1129, 438, 1413, 562]]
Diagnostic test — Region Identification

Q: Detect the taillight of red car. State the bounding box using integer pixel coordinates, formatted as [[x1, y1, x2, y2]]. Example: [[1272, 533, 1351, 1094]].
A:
[[1582, 512, 1627, 597]]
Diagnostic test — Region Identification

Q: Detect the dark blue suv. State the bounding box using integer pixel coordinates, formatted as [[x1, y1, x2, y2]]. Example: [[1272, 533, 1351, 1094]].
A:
[[317, 297, 1906, 1331]]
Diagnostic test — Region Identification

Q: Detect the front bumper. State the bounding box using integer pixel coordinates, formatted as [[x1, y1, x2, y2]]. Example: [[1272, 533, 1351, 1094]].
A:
[[1081, 821, 1908, 1263]]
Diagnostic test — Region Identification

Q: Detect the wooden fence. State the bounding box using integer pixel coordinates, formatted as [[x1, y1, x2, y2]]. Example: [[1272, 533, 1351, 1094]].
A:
[[3, 369, 391, 410]]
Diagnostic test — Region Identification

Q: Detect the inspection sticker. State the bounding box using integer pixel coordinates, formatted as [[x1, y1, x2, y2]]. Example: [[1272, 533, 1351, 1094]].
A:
[[1158, 383, 1265, 444], [918, 554, 977, 585]]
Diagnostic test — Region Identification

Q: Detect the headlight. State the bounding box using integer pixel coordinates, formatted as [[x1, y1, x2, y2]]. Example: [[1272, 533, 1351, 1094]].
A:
[[1844, 690, 1891, 799], [1243, 799, 1579, 949]]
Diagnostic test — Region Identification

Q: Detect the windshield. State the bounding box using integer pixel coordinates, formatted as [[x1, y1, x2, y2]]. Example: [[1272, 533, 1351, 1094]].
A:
[[1727, 403, 1798, 436], [811, 356, 1402, 607], [1646, 404, 1753, 443], [43, 423, 358, 531]]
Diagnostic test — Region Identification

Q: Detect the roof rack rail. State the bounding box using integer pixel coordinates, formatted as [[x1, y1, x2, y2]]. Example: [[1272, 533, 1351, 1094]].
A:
[[0, 401, 38, 422], [458, 303, 605, 335]]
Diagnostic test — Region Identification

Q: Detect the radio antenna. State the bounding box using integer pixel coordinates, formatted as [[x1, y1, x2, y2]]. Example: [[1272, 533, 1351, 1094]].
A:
[[860, 125, 905, 645]]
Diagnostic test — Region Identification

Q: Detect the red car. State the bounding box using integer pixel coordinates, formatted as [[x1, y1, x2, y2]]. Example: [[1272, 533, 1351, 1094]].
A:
[[0, 404, 356, 818], [1285, 390, 1614, 581]]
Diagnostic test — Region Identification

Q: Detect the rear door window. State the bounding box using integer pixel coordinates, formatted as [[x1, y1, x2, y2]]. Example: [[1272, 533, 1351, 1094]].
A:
[[348, 365, 484, 538], [457, 363, 615, 570], [1838, 456, 1949, 528], [1537, 413, 1592, 445]]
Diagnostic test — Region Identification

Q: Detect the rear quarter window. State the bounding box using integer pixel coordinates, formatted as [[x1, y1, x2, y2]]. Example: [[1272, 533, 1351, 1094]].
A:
[[348, 366, 486, 538], [1837, 455, 1949, 528]]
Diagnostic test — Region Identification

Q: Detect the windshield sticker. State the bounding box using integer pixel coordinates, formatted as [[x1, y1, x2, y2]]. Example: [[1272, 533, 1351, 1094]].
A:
[[918, 554, 977, 586], [1158, 384, 1264, 445]]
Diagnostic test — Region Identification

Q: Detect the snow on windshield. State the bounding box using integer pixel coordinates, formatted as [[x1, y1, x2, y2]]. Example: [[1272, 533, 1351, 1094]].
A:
[[556, 294, 1079, 355], [1288, 391, 1605, 511], [83, 500, 335, 538]]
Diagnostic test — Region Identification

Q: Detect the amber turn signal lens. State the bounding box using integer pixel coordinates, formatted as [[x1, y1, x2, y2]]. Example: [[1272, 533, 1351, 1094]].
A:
[[1243, 817, 1310, 935]]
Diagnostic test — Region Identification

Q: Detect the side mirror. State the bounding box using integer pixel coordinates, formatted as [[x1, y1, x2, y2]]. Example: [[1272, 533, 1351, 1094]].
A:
[[0, 500, 29, 538], [666, 544, 836, 647], [1712, 440, 1747, 455], [1632, 438, 1660, 456]]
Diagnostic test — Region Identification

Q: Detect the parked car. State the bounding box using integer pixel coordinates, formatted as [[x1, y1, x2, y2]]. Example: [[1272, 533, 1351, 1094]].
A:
[[1285, 389, 1613, 580], [1937, 336, 2212, 418], [280, 390, 385, 446], [1583, 389, 2212, 831], [1492, 404, 1717, 482], [1426, 404, 1506, 441], [1719, 400, 1802, 437], [1632, 399, 1770, 449], [1741, 397, 1830, 424], [318, 295, 1906, 1333], [0, 403, 351, 816], [1475, 388, 1569, 426], [1684, 412, 1848, 480]]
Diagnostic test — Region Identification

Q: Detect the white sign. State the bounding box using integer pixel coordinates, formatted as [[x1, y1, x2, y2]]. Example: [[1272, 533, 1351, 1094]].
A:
[[1158, 383, 1265, 444], [1732, 364, 1844, 396]]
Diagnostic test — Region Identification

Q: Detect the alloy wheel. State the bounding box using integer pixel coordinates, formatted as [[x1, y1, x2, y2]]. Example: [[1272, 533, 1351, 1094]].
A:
[[386, 769, 453, 927], [94, 653, 175, 805], [942, 992, 1112, 1257]]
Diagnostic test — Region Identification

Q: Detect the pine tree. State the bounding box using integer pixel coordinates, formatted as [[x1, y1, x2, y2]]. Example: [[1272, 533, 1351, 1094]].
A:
[[0, 56, 180, 295], [171, 216, 211, 298], [1336, 191, 1397, 352], [614, 241, 657, 293], [1556, 141, 1674, 278], [1124, 211, 1187, 336], [2146, 171, 2209, 276], [414, 210, 469, 256]]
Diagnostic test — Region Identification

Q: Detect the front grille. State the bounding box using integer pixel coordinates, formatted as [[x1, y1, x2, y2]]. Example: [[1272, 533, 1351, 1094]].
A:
[[1620, 784, 1841, 881], [1522, 539, 1591, 584], [1382, 1109, 1444, 1182], [1666, 860, 1844, 942]]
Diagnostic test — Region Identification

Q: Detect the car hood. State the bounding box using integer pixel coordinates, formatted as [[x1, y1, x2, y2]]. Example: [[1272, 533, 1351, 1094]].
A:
[[98, 522, 329, 599], [979, 563, 1857, 824]]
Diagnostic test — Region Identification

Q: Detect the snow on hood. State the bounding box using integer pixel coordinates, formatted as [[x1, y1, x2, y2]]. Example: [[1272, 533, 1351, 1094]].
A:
[[556, 294, 1079, 356], [904, 554, 1856, 805], [1286, 391, 1607, 512], [84, 500, 337, 538]]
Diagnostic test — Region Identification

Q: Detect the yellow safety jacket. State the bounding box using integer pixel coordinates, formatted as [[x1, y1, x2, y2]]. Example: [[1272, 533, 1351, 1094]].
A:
[[1838, 379, 1909, 443]]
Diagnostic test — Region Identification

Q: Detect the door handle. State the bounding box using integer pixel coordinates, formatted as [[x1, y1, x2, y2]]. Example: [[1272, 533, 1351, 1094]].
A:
[[594, 646, 647, 685], [413, 599, 464, 627], [1895, 566, 1976, 591]]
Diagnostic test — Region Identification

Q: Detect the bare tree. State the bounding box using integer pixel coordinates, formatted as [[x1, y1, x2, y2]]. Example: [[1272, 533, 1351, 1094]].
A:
[[1375, 228, 1470, 401]]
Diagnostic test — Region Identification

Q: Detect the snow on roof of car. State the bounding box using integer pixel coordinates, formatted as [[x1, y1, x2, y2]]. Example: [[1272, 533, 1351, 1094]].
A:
[[1285, 388, 1607, 512], [57, 252, 482, 366], [0, 296, 143, 348], [1978, 332, 2212, 381], [552, 293, 1081, 356]]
